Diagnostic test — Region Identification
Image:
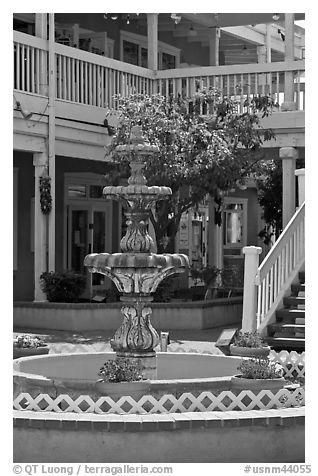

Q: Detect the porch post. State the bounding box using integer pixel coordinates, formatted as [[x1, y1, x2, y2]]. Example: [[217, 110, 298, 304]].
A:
[[265, 24, 272, 62], [35, 13, 48, 96], [257, 45, 267, 90], [281, 13, 296, 111], [208, 199, 223, 269], [295, 168, 305, 206], [242, 246, 262, 332], [280, 147, 298, 227], [147, 14, 158, 70], [48, 13, 56, 271], [208, 28, 220, 66], [33, 153, 48, 301]]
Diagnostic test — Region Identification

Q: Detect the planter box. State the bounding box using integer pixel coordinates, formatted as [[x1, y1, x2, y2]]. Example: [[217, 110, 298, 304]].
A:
[[229, 344, 271, 358], [95, 379, 150, 400], [13, 345, 49, 359], [231, 375, 285, 391]]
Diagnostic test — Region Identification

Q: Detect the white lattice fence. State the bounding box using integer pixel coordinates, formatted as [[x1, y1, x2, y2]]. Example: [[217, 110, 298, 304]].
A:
[[50, 343, 112, 354], [14, 388, 304, 415], [172, 348, 305, 380]]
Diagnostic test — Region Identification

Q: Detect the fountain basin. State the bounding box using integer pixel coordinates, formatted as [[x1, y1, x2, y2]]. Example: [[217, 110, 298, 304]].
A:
[[13, 352, 242, 400]]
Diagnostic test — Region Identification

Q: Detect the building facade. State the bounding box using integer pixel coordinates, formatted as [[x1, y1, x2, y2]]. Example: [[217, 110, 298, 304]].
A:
[[13, 13, 305, 301]]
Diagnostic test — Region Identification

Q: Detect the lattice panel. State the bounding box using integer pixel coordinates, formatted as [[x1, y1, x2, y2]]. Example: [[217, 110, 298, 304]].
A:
[[172, 347, 305, 380], [50, 343, 112, 354], [13, 388, 304, 415]]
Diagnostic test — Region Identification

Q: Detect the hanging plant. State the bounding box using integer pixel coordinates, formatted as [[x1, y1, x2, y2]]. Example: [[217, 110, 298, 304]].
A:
[[39, 176, 52, 214]]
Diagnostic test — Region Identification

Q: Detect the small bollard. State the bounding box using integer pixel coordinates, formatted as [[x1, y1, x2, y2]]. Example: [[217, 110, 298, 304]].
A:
[[160, 332, 170, 352]]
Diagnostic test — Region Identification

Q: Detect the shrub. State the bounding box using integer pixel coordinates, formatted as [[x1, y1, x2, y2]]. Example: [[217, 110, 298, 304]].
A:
[[190, 265, 221, 288], [14, 334, 46, 348], [237, 357, 284, 380], [40, 271, 86, 302], [98, 358, 143, 383], [233, 331, 265, 348]]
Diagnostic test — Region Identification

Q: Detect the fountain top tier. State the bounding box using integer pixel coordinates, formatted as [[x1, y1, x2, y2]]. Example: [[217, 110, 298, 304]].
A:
[[103, 125, 172, 212]]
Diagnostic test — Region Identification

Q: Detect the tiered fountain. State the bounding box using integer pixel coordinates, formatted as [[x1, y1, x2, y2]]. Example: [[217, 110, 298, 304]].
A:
[[84, 125, 189, 378], [13, 127, 304, 463]]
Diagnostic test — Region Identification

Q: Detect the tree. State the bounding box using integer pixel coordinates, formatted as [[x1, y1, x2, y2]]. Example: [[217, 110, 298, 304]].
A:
[[105, 91, 277, 253]]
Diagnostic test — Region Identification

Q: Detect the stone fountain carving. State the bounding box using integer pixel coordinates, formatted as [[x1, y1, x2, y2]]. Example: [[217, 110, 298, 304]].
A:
[[84, 125, 189, 378]]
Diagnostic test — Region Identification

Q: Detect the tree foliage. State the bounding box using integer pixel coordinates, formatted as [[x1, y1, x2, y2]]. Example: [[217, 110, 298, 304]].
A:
[[105, 91, 277, 252]]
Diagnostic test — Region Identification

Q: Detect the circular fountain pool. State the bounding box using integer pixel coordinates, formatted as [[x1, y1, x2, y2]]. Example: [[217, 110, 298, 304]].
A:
[[13, 351, 243, 400]]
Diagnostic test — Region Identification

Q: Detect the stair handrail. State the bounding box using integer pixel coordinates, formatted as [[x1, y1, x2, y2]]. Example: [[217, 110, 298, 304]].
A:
[[241, 203, 305, 333], [255, 202, 305, 330]]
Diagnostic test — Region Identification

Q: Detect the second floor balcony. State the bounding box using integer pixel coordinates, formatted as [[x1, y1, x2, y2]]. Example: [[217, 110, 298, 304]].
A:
[[13, 25, 305, 116]]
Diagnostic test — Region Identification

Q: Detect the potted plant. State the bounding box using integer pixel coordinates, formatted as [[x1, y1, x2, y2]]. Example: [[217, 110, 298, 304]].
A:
[[95, 358, 150, 400], [231, 357, 285, 391], [13, 334, 49, 359], [230, 331, 271, 358], [40, 270, 86, 302]]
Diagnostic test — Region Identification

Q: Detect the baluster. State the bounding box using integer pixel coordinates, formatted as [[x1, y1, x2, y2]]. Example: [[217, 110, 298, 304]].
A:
[[257, 285, 262, 327], [265, 273, 269, 315], [285, 243, 289, 282], [269, 266, 274, 308], [84, 62, 88, 104], [30, 47, 35, 93], [273, 260, 278, 301], [75, 60, 79, 103], [104, 68, 109, 108], [67, 57, 71, 101], [21, 44, 25, 91], [277, 254, 282, 294], [226, 74, 230, 98], [71, 58, 75, 102], [80, 61, 84, 104], [276, 72, 280, 106], [35, 48, 40, 94], [261, 279, 266, 322], [101, 67, 105, 107], [26, 46, 30, 92], [62, 56, 66, 100]]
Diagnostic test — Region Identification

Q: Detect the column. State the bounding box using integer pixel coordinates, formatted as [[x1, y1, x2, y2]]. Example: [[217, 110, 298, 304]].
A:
[[208, 28, 220, 66], [265, 24, 272, 63], [208, 199, 223, 270], [33, 153, 48, 301], [295, 168, 305, 206], [48, 13, 56, 271], [281, 13, 296, 111], [72, 23, 80, 48], [241, 246, 262, 332], [279, 147, 298, 227], [147, 14, 158, 70], [35, 13, 48, 96], [257, 45, 267, 91]]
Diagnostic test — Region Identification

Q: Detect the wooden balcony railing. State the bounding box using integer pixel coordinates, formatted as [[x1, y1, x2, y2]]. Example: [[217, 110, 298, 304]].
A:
[[14, 31, 305, 111]]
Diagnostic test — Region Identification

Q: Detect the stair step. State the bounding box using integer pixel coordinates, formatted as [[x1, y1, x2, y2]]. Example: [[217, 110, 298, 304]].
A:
[[291, 283, 305, 295], [298, 271, 305, 284], [268, 323, 305, 336], [283, 296, 305, 308], [265, 336, 305, 351], [276, 309, 305, 321]]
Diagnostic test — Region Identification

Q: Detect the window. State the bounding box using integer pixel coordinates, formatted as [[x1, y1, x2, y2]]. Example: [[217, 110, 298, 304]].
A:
[[222, 199, 247, 249], [120, 30, 180, 70]]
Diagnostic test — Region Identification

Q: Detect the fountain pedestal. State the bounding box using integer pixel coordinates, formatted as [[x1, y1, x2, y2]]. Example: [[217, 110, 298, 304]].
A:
[[84, 125, 189, 379]]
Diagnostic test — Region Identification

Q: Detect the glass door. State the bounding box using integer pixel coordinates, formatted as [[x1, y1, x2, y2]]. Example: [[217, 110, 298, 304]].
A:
[[68, 203, 111, 299]]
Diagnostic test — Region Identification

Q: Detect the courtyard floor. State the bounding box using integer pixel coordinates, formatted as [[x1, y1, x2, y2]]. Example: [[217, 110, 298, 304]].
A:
[[13, 323, 242, 355]]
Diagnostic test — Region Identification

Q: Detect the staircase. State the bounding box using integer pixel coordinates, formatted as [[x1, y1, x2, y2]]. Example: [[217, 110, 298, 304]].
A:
[[265, 270, 305, 351]]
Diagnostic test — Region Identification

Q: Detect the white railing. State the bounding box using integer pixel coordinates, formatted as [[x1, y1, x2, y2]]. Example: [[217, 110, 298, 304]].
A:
[[55, 42, 156, 108], [14, 31, 305, 111], [254, 203, 305, 331], [156, 61, 305, 112]]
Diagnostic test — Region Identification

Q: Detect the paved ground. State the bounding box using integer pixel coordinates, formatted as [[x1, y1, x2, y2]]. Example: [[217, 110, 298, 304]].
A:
[[13, 322, 241, 355]]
